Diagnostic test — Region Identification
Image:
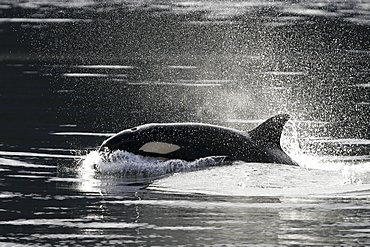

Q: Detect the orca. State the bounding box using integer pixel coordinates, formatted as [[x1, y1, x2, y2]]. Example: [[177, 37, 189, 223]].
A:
[[99, 114, 298, 166]]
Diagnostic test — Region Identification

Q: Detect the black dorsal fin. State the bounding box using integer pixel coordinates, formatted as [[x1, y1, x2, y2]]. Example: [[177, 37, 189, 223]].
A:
[[248, 114, 290, 147]]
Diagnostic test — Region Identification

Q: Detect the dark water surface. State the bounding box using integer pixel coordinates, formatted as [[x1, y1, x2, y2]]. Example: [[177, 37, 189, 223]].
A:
[[1, 1, 370, 246]]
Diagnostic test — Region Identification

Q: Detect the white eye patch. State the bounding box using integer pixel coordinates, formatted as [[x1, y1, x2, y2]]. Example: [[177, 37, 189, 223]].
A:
[[139, 142, 181, 154]]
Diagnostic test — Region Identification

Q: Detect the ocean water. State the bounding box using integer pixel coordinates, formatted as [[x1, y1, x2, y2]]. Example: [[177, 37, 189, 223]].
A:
[[1, 0, 370, 246]]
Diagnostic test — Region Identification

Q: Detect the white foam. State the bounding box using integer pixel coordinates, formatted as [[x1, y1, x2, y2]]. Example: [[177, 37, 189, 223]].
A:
[[82, 150, 226, 178]]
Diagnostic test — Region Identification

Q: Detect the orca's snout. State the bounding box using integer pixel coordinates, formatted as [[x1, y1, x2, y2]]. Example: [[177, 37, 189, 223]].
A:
[[98, 135, 124, 153], [98, 144, 105, 152], [98, 140, 110, 152]]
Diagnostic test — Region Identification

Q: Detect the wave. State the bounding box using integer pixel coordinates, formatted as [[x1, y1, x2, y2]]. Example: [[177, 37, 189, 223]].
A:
[[149, 159, 370, 197]]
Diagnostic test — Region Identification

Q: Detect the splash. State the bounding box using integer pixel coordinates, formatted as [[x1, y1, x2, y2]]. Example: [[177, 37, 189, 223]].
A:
[[280, 119, 370, 185], [342, 163, 370, 185], [80, 150, 227, 178]]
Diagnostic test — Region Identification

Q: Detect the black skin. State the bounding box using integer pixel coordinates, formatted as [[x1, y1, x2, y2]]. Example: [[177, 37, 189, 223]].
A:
[[99, 114, 298, 166]]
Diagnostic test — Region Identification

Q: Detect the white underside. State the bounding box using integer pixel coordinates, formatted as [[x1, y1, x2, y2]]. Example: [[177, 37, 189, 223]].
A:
[[139, 142, 181, 154]]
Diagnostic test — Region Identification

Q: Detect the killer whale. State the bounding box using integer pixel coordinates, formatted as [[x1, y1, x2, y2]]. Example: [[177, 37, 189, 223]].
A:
[[99, 114, 298, 166]]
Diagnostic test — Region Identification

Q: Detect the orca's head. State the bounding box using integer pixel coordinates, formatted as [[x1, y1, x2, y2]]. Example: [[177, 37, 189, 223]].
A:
[[98, 125, 149, 152]]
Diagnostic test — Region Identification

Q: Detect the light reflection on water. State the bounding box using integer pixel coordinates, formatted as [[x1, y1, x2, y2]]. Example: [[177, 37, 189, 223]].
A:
[[2, 0, 369, 23], [1, 150, 370, 246]]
